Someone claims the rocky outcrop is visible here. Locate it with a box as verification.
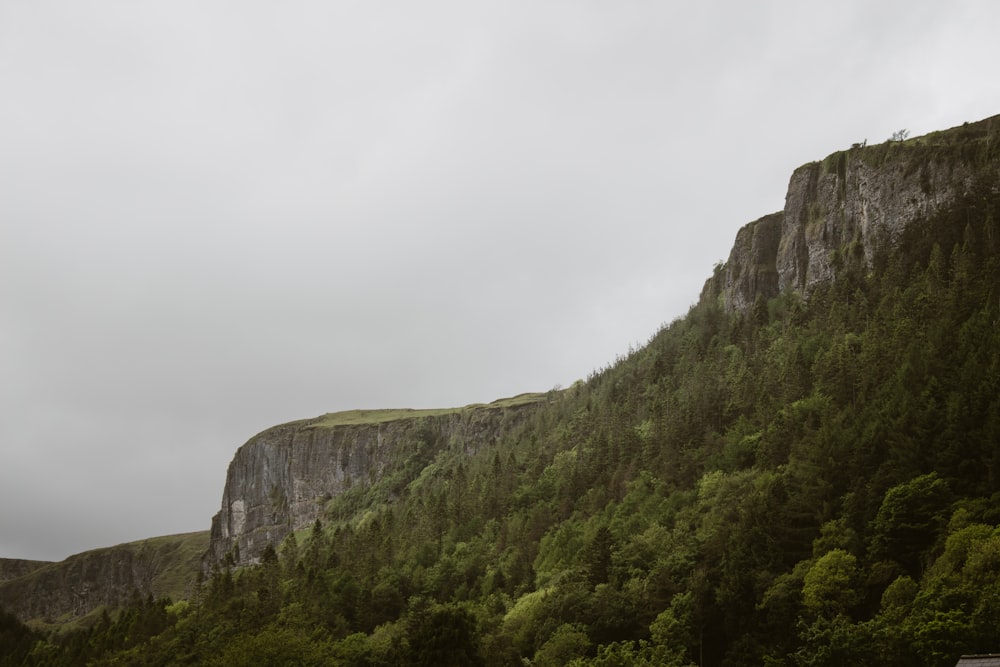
[0,532,208,626]
[207,396,547,568]
[711,115,1000,311]
[714,212,784,312]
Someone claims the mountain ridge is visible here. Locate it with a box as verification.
[2,114,997,645]
[205,392,551,569]
[704,115,1000,312]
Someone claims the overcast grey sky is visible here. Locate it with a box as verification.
[2,1,998,562]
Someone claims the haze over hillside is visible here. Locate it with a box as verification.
[4,1,1000,563]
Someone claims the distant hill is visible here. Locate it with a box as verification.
[0,531,207,630]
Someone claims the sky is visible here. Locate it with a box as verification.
[2,0,999,563]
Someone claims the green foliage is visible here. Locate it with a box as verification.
[205,626,334,666]
[18,116,1000,666]
[405,599,483,666]
[802,550,861,617]
[534,623,591,666]
[870,473,951,575]
[0,607,41,667]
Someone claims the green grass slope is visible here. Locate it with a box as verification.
[306,392,549,428]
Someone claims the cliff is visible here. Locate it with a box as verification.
[192,113,1000,580]
[706,115,1000,311]
[0,531,208,628]
[206,393,549,568]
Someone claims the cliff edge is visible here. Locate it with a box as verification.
[206,394,549,568]
[705,115,1000,311]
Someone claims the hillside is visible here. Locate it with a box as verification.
[206,393,550,569]
[2,114,998,666]
[0,532,207,631]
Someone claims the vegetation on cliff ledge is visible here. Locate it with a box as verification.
[306,393,549,429]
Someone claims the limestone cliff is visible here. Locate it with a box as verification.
[0,532,208,627]
[207,395,547,568]
[708,115,1000,311]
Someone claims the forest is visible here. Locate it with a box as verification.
[2,148,1000,666]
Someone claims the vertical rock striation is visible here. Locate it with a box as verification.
[710,115,1000,311]
[0,532,208,626]
[206,398,547,568]
[716,211,784,312]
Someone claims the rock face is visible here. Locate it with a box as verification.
[713,212,784,312]
[207,397,547,568]
[0,532,208,626]
[710,115,1000,311]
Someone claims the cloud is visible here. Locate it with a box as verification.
[2,0,999,561]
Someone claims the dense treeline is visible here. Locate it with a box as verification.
[4,174,999,665]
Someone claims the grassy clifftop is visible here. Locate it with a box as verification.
[305,392,549,428]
